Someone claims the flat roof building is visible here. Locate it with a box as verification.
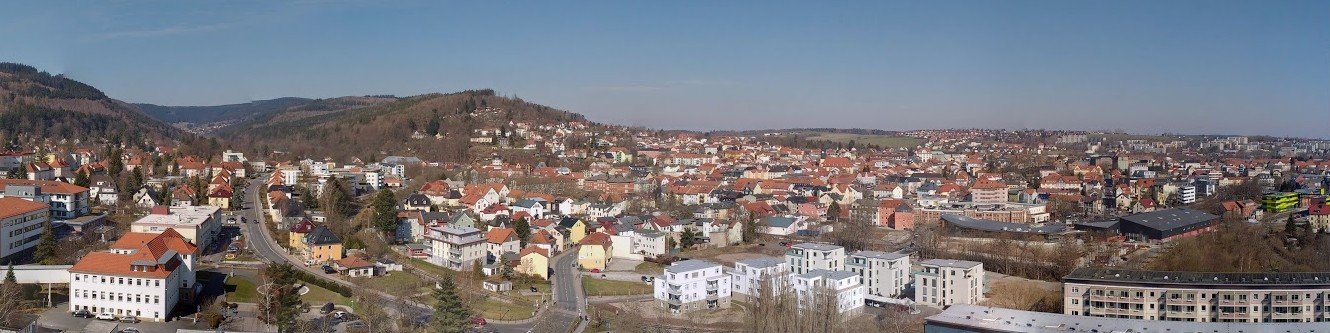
[1063,268,1330,322]
[1117,208,1218,241]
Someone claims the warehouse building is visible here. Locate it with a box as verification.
[1117,208,1218,241]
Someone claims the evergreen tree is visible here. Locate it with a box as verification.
[431,276,472,333]
[259,263,302,332]
[34,221,56,264]
[826,201,842,221]
[680,229,696,250]
[300,186,318,210]
[3,265,14,284]
[371,189,397,236]
[425,116,441,136]
[514,217,531,247]
[73,170,90,188]
[320,175,352,218]
[742,212,759,244]
[107,149,123,177]
[231,185,244,210]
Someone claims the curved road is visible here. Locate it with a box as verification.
[240,176,586,333]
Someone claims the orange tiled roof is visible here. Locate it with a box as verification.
[0,197,46,219]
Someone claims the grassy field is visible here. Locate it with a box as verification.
[475,298,537,320]
[224,276,260,303]
[582,277,652,296]
[361,271,428,294]
[804,133,925,148]
[633,261,664,275]
[302,283,354,307]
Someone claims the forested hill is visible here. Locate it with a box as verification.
[224,89,587,163]
[135,97,314,124]
[0,62,184,144]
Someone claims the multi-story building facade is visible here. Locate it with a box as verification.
[1064,268,1330,322]
[0,179,90,220]
[728,257,788,299]
[69,229,197,322]
[425,226,486,271]
[654,260,732,313]
[130,205,222,251]
[786,243,846,274]
[847,250,910,304]
[917,201,1049,224]
[0,197,48,261]
[915,259,985,307]
[791,269,865,315]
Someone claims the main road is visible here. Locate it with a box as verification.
[238,175,585,333]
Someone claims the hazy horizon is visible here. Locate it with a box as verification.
[3,1,1327,138]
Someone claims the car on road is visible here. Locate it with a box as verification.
[72,309,93,318]
[227,218,237,225]
[322,265,337,274]
[471,315,486,326]
[346,320,366,328]
[95,312,116,321]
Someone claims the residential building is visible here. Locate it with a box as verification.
[1063,268,1330,322]
[969,179,1008,203]
[915,259,985,307]
[847,250,910,304]
[425,226,485,271]
[0,179,90,219]
[631,229,668,258]
[577,232,613,272]
[785,243,846,274]
[69,229,197,322]
[791,269,865,315]
[484,227,520,260]
[129,205,222,251]
[303,226,344,262]
[728,257,787,299]
[516,245,549,280]
[0,197,49,261]
[926,304,1329,333]
[654,260,732,313]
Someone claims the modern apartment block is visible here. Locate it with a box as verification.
[425,226,486,271]
[1064,268,1330,323]
[130,205,222,251]
[915,259,985,307]
[654,259,732,313]
[791,269,865,315]
[847,250,910,304]
[0,179,90,220]
[785,243,846,274]
[0,197,49,261]
[728,257,788,299]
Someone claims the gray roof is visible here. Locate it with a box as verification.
[791,242,843,252]
[928,304,1325,333]
[664,259,722,274]
[1064,268,1330,288]
[941,214,1066,235]
[796,269,858,281]
[921,259,982,269]
[1119,208,1218,232]
[760,216,798,228]
[734,257,785,269]
[849,250,908,261]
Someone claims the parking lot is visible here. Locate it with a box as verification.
[38,305,219,333]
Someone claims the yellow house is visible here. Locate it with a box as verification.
[288,219,317,249]
[577,232,612,271]
[565,218,589,244]
[303,225,344,262]
[517,245,550,280]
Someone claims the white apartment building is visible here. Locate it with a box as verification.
[279,166,301,186]
[130,205,222,251]
[786,243,846,274]
[631,230,668,258]
[69,229,197,322]
[728,257,787,299]
[0,197,49,261]
[915,259,985,307]
[0,180,90,220]
[1178,185,1197,204]
[425,226,486,271]
[847,250,910,304]
[792,269,866,315]
[1064,268,1330,322]
[654,259,732,313]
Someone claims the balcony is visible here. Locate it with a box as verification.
[1165,298,1197,305]
[667,284,682,293]
[1218,312,1248,319]
[1218,299,1250,306]
[706,290,720,299]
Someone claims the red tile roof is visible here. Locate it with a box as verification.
[0,197,46,219]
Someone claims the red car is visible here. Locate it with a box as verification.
[471,315,487,326]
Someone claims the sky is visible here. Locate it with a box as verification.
[2,1,1328,138]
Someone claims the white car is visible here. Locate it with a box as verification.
[95,312,116,321]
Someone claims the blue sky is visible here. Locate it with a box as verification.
[2,1,1327,137]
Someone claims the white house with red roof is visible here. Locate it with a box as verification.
[69,228,197,322]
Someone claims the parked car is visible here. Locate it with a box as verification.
[471,315,486,326]
[332,311,348,320]
[96,312,116,321]
[118,316,140,323]
[119,328,140,333]
[323,265,337,274]
[72,309,93,318]
[320,302,335,314]
[346,320,366,329]
[530,286,538,292]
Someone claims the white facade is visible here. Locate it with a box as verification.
[631,230,668,258]
[426,226,486,271]
[785,243,846,274]
[915,259,985,307]
[791,269,865,315]
[654,260,732,313]
[728,258,788,298]
[847,250,910,304]
[0,198,48,260]
[70,270,182,322]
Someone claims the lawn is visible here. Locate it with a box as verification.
[475,298,537,320]
[225,276,260,303]
[805,133,925,149]
[361,271,428,294]
[408,258,456,279]
[301,283,354,307]
[633,262,664,275]
[582,277,652,296]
